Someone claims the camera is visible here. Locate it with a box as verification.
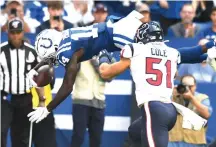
[176,84,189,94]
[53,16,61,21]
[10,8,17,17]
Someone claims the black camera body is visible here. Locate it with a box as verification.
[176,84,189,94]
[10,8,17,17]
[53,15,62,21]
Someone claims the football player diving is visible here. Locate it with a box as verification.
[27,11,216,123]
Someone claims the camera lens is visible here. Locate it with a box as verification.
[10,8,17,16]
[176,84,187,94]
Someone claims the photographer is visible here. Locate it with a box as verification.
[168,75,213,147]
[1,0,31,32]
[36,1,73,34]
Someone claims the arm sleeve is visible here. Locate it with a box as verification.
[201,98,213,116]
[178,45,204,64]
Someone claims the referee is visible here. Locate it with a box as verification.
[0,18,56,147]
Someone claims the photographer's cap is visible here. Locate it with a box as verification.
[181,76,195,86]
[7,0,23,6]
[8,18,23,32]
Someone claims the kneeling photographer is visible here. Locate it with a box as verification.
[168,75,213,147]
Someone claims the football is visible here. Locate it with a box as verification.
[33,65,54,87]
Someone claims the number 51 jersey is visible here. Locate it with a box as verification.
[121,42,181,106]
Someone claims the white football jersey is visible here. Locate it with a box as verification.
[121,42,181,106]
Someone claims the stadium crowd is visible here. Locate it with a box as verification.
[1,0,216,147]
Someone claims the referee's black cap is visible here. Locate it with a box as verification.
[8,18,24,32]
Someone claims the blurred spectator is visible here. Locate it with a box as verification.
[92,3,108,23]
[71,60,108,147]
[64,0,94,27]
[36,1,73,34]
[167,3,201,38]
[23,1,48,33]
[178,39,216,83]
[1,0,31,32]
[70,10,115,147]
[168,75,212,147]
[199,7,216,40]
[136,2,151,23]
[0,18,55,147]
[158,1,190,35]
[96,1,137,17]
[193,0,214,22]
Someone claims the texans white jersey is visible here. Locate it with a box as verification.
[121,42,181,106]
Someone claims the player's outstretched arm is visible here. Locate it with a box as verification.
[178,40,215,64]
[46,54,79,112]
[28,49,84,123]
[99,58,130,80]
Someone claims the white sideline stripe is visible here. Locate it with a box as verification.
[52,78,132,95]
[54,114,130,132]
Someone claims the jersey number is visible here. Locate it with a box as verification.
[146,57,172,88]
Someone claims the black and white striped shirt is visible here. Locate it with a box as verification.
[0,41,39,95]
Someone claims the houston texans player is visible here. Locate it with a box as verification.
[98,21,179,147]
[98,21,208,147]
[27,11,216,124]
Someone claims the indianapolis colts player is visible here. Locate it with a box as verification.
[98,21,179,147]
[27,10,216,123]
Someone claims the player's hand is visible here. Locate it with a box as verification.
[27,107,50,123]
[98,49,113,65]
[27,69,38,88]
